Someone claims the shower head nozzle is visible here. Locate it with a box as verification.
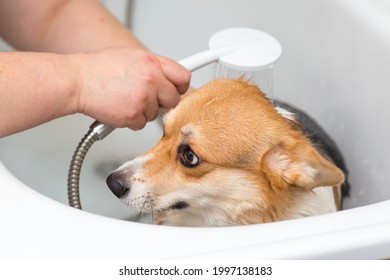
[179,27,282,72]
[208,27,282,72]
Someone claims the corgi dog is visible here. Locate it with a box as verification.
[106,79,349,226]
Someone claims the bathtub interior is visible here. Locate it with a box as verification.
[1,0,390,221]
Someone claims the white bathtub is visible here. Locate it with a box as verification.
[1,0,390,259]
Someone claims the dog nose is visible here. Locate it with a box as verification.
[106,173,129,198]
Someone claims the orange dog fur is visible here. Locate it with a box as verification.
[107,79,345,226]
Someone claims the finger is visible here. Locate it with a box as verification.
[144,98,160,122]
[157,56,191,94]
[127,113,147,131]
[156,80,181,109]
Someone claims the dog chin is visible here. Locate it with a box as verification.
[156,208,226,227]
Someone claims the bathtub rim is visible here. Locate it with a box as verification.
[1,161,390,259]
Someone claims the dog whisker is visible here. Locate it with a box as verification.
[203,205,212,227]
[140,197,148,222]
[131,199,145,223]
[128,211,139,223]
[161,210,169,224]
[151,203,155,224]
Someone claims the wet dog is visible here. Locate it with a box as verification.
[106,79,349,226]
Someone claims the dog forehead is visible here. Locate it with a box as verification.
[162,109,177,127]
[162,79,286,152]
[181,124,195,136]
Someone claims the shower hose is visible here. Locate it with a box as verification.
[67,122,114,209]
[67,0,134,209]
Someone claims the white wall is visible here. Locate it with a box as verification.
[0,38,13,51]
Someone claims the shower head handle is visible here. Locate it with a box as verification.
[178,42,251,72]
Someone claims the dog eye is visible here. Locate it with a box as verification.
[180,146,200,168]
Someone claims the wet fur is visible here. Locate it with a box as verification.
[107,79,347,226]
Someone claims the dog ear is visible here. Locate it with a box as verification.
[262,140,345,190]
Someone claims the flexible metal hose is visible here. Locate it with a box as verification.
[68,0,134,209]
[67,122,115,209]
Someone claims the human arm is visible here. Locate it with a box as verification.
[0,0,144,52]
[0,48,190,137]
[0,0,191,137]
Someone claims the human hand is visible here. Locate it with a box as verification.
[70,47,191,130]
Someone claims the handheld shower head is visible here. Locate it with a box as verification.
[180,27,282,95]
[67,28,282,209]
[179,27,282,72]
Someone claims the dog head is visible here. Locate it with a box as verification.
[106,79,344,226]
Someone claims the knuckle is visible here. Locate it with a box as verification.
[115,119,128,128]
[146,109,159,122]
[136,90,150,105]
[129,120,146,131]
[141,73,157,88]
[141,52,160,67]
[127,108,140,120]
